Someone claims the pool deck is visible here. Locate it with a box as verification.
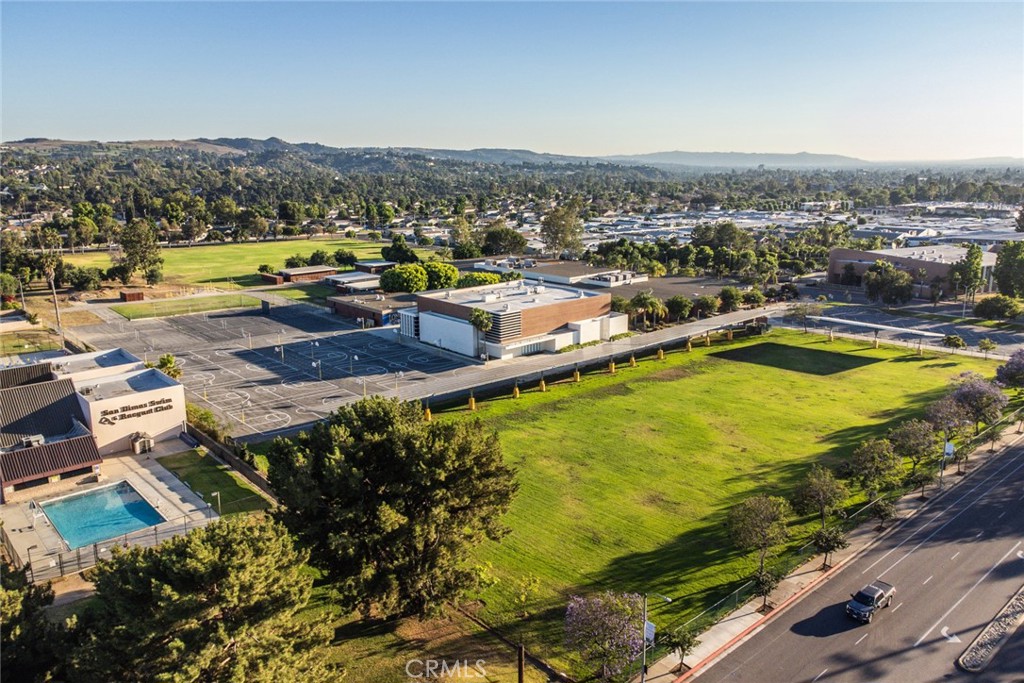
[1,439,212,577]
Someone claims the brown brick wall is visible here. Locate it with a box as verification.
[520,296,610,338]
[416,296,473,322]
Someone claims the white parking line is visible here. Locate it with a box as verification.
[855,633,868,645]
[892,602,903,613]
[923,575,933,585]
[915,541,1022,647]
[997,511,1006,519]
[812,669,829,682]
[951,551,960,560]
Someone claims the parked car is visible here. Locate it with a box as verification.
[846,580,895,623]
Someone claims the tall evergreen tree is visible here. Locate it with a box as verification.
[268,397,518,618]
[68,516,333,683]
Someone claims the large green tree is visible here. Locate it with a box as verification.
[68,516,332,683]
[380,234,420,264]
[1,560,66,682]
[794,464,848,529]
[421,260,459,290]
[116,218,163,282]
[993,241,1024,298]
[850,438,902,497]
[481,221,527,255]
[540,203,584,257]
[727,494,791,574]
[379,263,429,293]
[267,397,518,618]
[863,260,913,305]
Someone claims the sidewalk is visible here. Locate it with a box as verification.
[634,425,1024,683]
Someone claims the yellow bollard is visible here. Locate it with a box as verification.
[657,348,665,360]
[539,379,547,392]
[686,340,692,352]
[726,329,733,341]
[513,385,520,399]
[874,338,880,349]
[573,370,580,383]
[468,396,476,411]
[424,407,432,422]
[705,333,711,347]
[629,355,636,368]
[609,360,616,374]
[829,329,835,342]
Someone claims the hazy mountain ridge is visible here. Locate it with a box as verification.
[5,137,1021,170]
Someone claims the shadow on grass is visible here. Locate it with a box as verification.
[711,343,884,376]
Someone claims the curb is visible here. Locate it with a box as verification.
[957,583,1024,673]
[671,559,844,683]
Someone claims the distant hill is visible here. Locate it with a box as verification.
[5,137,1021,170]
[602,150,868,169]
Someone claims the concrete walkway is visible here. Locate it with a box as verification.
[634,425,1024,683]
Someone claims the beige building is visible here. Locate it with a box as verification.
[76,368,186,456]
[827,245,997,296]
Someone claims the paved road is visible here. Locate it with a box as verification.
[788,302,1024,357]
[696,439,1024,683]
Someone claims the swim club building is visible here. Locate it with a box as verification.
[0,349,187,499]
[398,280,627,360]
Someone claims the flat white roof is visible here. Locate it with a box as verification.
[50,348,141,376]
[419,280,602,313]
[868,245,998,266]
[77,368,181,402]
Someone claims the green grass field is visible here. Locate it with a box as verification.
[272,284,336,307]
[111,294,261,319]
[63,239,432,289]
[157,449,270,515]
[439,329,998,673]
[0,329,60,356]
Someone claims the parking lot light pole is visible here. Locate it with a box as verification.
[211,491,221,516]
[274,345,284,362]
[309,340,319,359]
[641,593,672,683]
[312,360,322,381]
[351,354,358,374]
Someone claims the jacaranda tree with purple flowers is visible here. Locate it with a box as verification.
[565,591,643,679]
[996,349,1024,392]
[950,372,1009,434]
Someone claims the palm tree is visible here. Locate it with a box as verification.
[468,308,493,359]
[629,290,667,329]
[155,353,183,379]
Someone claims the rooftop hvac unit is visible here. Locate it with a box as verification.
[21,434,44,449]
[80,386,95,395]
[131,432,155,455]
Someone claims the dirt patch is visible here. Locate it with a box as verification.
[644,360,715,383]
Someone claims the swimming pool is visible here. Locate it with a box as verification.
[40,481,165,550]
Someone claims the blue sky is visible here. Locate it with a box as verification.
[3,2,1022,160]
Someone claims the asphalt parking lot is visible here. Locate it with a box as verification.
[72,303,470,438]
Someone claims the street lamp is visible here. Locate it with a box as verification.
[211,491,221,516]
[25,545,38,583]
[395,371,404,392]
[641,592,673,683]
[312,360,322,381]
[274,345,284,362]
[309,340,319,358]
[350,354,358,374]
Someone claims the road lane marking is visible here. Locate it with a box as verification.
[915,540,1022,647]
[862,452,1024,577]
[941,626,962,644]
[855,633,868,645]
[812,669,829,682]
[923,575,933,585]
[997,511,1006,519]
[892,602,903,613]
[951,551,961,560]
[976,531,984,538]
